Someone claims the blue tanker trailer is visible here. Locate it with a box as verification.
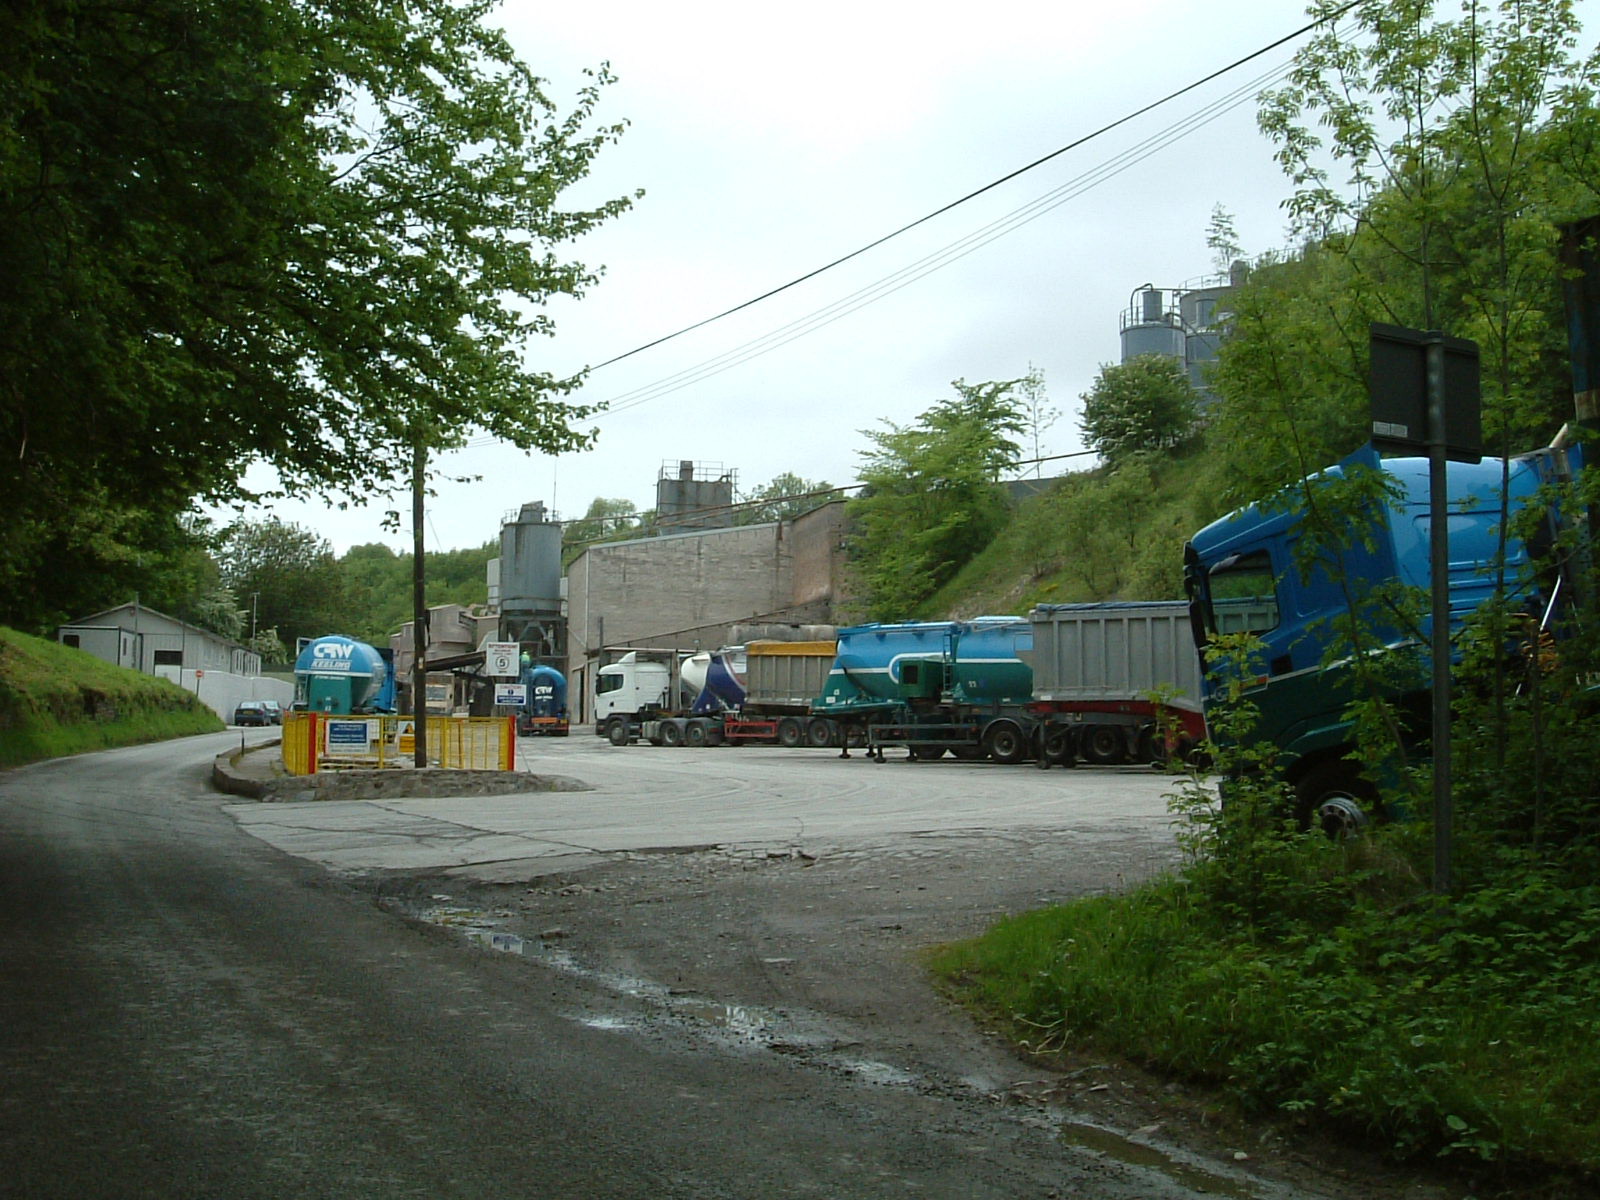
[293,636,397,715]
[814,617,1038,762]
[516,662,570,737]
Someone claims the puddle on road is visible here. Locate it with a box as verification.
[1060,1121,1262,1199]
[405,897,1271,1199]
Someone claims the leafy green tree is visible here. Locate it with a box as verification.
[216,519,347,652]
[1078,355,1198,466]
[1206,204,1245,275]
[1250,0,1586,463]
[182,584,246,642]
[0,0,636,628]
[1017,366,1059,478]
[736,474,839,524]
[562,498,640,565]
[848,378,1026,620]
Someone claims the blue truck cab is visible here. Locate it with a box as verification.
[1183,441,1583,827]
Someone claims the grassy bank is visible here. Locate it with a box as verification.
[927,808,1600,1193]
[0,627,223,768]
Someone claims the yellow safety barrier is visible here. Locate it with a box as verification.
[279,713,515,775]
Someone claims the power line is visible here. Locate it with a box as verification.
[582,2,1358,374]
[457,46,1309,454]
[593,53,1300,419]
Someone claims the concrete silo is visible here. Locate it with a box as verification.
[499,500,565,664]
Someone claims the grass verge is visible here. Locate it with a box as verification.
[0,626,223,768]
[926,842,1600,1193]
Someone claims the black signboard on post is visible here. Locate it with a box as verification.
[1369,322,1483,463]
[1368,322,1483,895]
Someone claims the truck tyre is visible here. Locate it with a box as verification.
[658,721,685,747]
[684,720,708,747]
[950,745,987,761]
[982,722,1027,765]
[777,717,805,749]
[807,719,834,748]
[1294,761,1378,837]
[1081,725,1126,765]
[605,718,630,747]
[1040,727,1076,766]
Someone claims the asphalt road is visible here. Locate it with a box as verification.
[0,732,1396,1199]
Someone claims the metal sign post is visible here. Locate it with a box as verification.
[1371,323,1481,894]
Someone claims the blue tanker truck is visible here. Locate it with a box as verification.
[293,635,397,715]
[515,661,570,737]
[1183,438,1588,831]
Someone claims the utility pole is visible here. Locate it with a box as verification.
[412,437,429,768]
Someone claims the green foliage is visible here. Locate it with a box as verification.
[0,0,635,630]
[847,379,1026,620]
[735,473,839,524]
[1016,365,1058,475]
[0,627,222,768]
[922,449,1231,617]
[1078,355,1198,466]
[216,519,347,653]
[1218,0,1590,506]
[934,618,1600,1178]
[561,497,642,567]
[336,539,494,647]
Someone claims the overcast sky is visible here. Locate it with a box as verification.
[243,1,1349,554]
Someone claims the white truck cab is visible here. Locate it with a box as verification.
[593,652,674,729]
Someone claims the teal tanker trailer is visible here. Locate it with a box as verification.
[814,618,1038,762]
[292,635,396,715]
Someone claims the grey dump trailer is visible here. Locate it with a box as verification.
[1025,601,1207,765]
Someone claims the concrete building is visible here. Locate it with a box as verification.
[56,602,285,721]
[389,603,499,714]
[564,500,850,725]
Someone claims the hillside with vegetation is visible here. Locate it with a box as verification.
[0,629,222,769]
[910,6,1600,1192]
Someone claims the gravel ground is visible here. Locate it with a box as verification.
[367,823,1478,1200]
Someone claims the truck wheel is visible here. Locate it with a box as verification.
[659,721,685,747]
[982,722,1027,765]
[1040,727,1076,765]
[605,718,630,747]
[1294,761,1378,837]
[777,718,804,749]
[1081,725,1126,765]
[684,721,708,747]
[950,745,987,761]
[844,725,866,748]
[806,719,834,748]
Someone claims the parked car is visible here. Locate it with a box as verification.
[232,701,274,727]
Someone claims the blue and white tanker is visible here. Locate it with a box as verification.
[293,636,396,715]
[516,661,570,736]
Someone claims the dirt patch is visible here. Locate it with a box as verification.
[368,830,1531,1199]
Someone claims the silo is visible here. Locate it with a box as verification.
[499,501,565,662]
[1119,287,1185,362]
[656,460,736,530]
